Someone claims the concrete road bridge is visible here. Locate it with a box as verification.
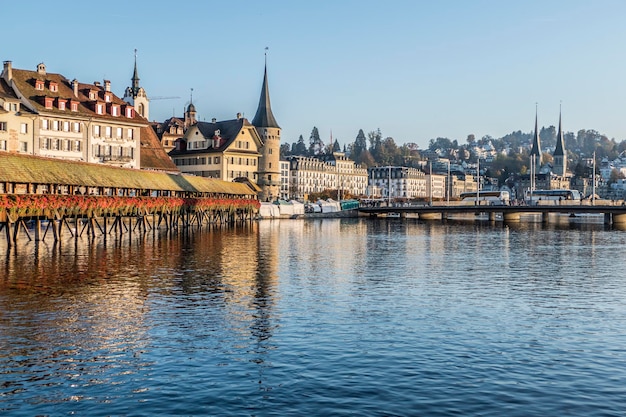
[358,203,626,225]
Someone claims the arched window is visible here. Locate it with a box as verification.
[138,103,145,117]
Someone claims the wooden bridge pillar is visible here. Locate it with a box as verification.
[489,212,496,222]
[542,212,549,224]
[34,219,42,241]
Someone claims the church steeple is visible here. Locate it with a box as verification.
[131,48,140,96]
[123,49,149,119]
[252,50,280,129]
[553,103,567,176]
[530,104,542,167]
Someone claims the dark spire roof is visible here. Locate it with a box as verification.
[251,63,280,129]
[131,49,140,96]
[530,105,542,163]
[554,106,565,157]
[186,88,195,113]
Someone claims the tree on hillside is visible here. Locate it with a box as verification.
[368,129,383,162]
[291,135,307,155]
[353,129,367,156]
[280,143,291,158]
[308,127,324,156]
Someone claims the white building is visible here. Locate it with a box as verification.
[288,153,368,200]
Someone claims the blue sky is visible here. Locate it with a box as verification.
[3,0,626,149]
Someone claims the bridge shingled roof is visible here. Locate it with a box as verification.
[0,153,255,196]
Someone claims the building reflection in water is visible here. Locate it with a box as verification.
[0,223,282,402]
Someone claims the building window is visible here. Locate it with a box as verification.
[116,127,123,138]
[73,122,80,133]
[0,121,6,131]
[0,140,6,150]
[74,140,81,151]
[63,121,70,132]
[125,107,134,118]
[20,123,28,134]
[49,82,58,92]
[96,104,104,114]
[35,80,44,90]
[89,91,96,100]
[127,129,133,140]
[44,97,54,109]
[93,125,101,136]
[214,156,220,164]
[105,126,112,137]
[104,93,111,103]
[20,142,28,152]
[58,101,66,110]
[111,105,119,116]
[71,102,79,112]
[52,120,59,131]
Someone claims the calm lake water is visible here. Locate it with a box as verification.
[1,218,626,416]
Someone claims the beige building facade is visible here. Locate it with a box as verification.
[289,154,368,200]
[1,61,146,168]
[169,116,263,181]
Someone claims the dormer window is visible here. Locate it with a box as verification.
[125,106,135,118]
[49,81,58,92]
[57,98,67,110]
[110,104,120,117]
[96,103,104,115]
[70,100,79,112]
[44,97,54,109]
[88,90,97,100]
[35,80,44,90]
[104,93,111,103]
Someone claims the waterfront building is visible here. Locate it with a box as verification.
[288,154,368,201]
[427,173,447,200]
[368,166,427,200]
[319,152,368,198]
[450,174,478,197]
[279,160,290,200]
[1,61,147,169]
[169,114,263,181]
[167,61,282,201]
[0,77,23,153]
[252,61,281,202]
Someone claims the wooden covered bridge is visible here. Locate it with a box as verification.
[0,153,260,245]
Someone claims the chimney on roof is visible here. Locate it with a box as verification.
[36,63,46,75]
[72,79,78,97]
[104,80,111,92]
[212,118,216,123]
[3,61,12,81]
[93,81,101,87]
[236,112,242,120]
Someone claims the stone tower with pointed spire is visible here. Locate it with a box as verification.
[553,106,567,176]
[530,106,542,171]
[123,50,150,119]
[252,54,281,201]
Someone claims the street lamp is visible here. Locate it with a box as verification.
[447,160,451,206]
[592,150,596,206]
